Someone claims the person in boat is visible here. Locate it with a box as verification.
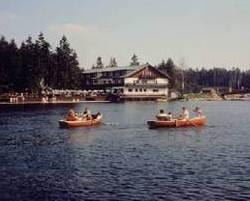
[156,109,172,121]
[193,107,203,117]
[167,112,173,120]
[179,107,190,120]
[66,109,80,121]
[82,107,92,120]
[92,112,101,119]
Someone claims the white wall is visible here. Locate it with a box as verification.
[123,87,168,96]
[156,78,168,84]
[124,77,169,85]
[124,77,138,84]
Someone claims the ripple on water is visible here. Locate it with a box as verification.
[0,102,250,200]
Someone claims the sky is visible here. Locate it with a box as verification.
[0,0,250,69]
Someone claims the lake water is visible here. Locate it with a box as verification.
[0,101,250,201]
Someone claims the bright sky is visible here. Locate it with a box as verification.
[1,0,250,69]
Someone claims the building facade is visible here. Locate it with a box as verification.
[82,64,171,99]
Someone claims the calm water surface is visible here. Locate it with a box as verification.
[0,101,250,201]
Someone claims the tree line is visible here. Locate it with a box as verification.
[91,54,139,69]
[157,58,250,92]
[0,33,82,93]
[1,33,250,93]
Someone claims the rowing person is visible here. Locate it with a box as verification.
[66,109,80,121]
[193,107,203,117]
[82,107,92,120]
[179,107,189,120]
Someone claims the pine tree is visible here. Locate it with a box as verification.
[130,54,140,66]
[108,57,118,67]
[35,32,52,89]
[55,35,81,89]
[96,56,104,68]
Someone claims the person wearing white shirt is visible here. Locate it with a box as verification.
[180,107,189,120]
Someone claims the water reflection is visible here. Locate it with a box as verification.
[67,128,97,144]
[0,101,250,200]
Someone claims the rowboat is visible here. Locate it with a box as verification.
[59,114,102,128]
[147,116,207,129]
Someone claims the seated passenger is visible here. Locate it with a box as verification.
[156,109,169,121]
[92,112,101,119]
[179,107,190,120]
[193,107,203,117]
[167,112,173,120]
[66,109,79,121]
[82,107,92,120]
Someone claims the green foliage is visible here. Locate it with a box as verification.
[184,67,247,92]
[108,57,118,67]
[0,34,83,93]
[130,54,140,66]
[92,56,104,69]
[158,58,176,87]
[157,58,250,92]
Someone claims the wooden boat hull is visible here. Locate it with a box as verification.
[147,116,207,129]
[59,115,102,128]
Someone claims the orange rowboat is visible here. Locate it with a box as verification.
[147,116,207,129]
[59,114,102,128]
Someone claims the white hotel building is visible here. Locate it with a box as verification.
[82,64,171,100]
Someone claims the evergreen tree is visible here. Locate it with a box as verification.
[19,36,41,92]
[108,57,118,67]
[130,54,140,66]
[55,35,81,89]
[6,39,20,91]
[95,56,104,68]
[158,60,166,70]
[158,58,176,87]
[166,58,175,77]
[0,36,10,91]
[35,32,52,89]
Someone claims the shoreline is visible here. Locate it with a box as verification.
[0,100,111,105]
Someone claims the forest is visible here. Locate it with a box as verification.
[1,34,250,93]
[0,33,82,93]
[157,58,250,92]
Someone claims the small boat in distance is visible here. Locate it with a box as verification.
[147,116,207,129]
[59,114,103,128]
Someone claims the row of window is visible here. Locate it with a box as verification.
[128,88,159,92]
[92,80,122,84]
[133,80,157,84]
[86,70,126,78]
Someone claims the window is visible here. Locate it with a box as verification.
[128,88,133,92]
[104,81,106,84]
[135,89,138,92]
[144,89,147,92]
[140,88,143,92]
[153,89,159,92]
